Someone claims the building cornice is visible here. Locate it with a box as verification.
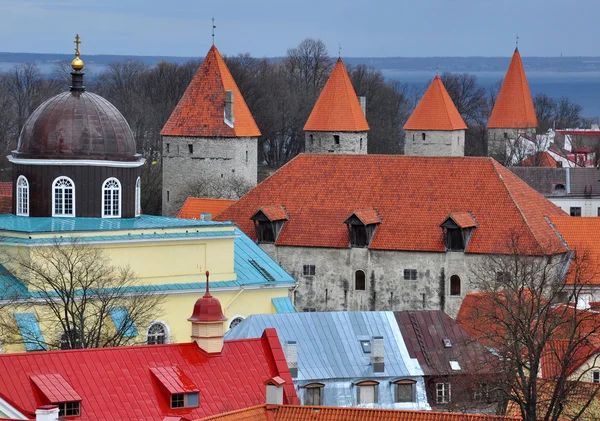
[7,155,146,168]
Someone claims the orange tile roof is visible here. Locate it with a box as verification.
[446,212,477,228]
[255,205,288,221]
[549,216,600,284]
[162,45,261,138]
[403,75,467,131]
[177,198,236,220]
[349,208,381,225]
[303,59,369,132]
[487,49,538,129]
[520,151,559,168]
[199,405,519,421]
[217,155,566,255]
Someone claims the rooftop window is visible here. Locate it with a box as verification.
[58,401,80,417]
[251,206,288,244]
[440,213,477,252]
[360,340,371,354]
[171,392,199,409]
[344,209,381,248]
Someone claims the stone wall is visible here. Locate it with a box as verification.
[487,127,536,161]
[404,130,465,157]
[260,244,484,318]
[162,136,257,216]
[305,131,367,154]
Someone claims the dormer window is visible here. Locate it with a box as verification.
[30,374,81,417]
[251,205,288,244]
[440,212,477,252]
[150,366,199,409]
[58,401,81,417]
[344,209,381,248]
[171,392,199,409]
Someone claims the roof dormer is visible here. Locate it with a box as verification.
[250,205,288,244]
[344,209,381,248]
[30,374,81,417]
[440,212,477,252]
[150,366,199,409]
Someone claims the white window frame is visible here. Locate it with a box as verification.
[102,177,121,218]
[436,382,451,404]
[146,321,170,345]
[135,177,141,217]
[16,175,29,216]
[52,176,75,217]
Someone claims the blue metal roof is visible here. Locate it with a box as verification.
[225,311,423,381]
[0,214,232,233]
[14,313,46,351]
[109,307,138,337]
[272,297,296,313]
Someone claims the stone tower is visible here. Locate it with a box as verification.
[304,58,369,154]
[161,45,260,216]
[403,75,467,156]
[487,47,538,161]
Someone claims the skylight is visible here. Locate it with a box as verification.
[360,340,371,353]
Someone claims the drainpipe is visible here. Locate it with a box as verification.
[225,288,244,316]
[566,167,571,194]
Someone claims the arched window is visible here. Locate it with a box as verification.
[355,270,366,291]
[147,322,169,345]
[229,316,244,330]
[52,176,75,217]
[304,383,324,406]
[102,177,121,218]
[16,176,29,216]
[394,379,416,403]
[135,177,141,217]
[450,275,461,296]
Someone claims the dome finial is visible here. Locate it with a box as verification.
[71,34,84,71]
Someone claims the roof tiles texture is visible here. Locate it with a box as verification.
[217,155,566,255]
[403,76,467,131]
[303,59,369,132]
[161,45,260,138]
[447,212,477,229]
[177,198,236,220]
[257,205,288,221]
[351,208,381,225]
[0,330,298,421]
[520,151,559,168]
[487,49,538,129]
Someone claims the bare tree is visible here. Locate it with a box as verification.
[461,233,600,421]
[0,239,164,350]
[172,175,253,214]
[534,93,557,133]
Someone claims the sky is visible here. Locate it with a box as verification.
[0,0,599,58]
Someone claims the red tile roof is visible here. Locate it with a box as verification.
[0,182,11,196]
[487,49,538,129]
[520,151,559,168]
[217,155,566,255]
[161,45,261,138]
[403,76,467,131]
[348,209,380,225]
[0,329,298,421]
[0,196,11,214]
[177,198,236,220]
[254,205,288,221]
[303,59,369,132]
[445,212,477,229]
[199,405,519,421]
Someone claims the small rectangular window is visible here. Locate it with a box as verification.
[333,135,340,145]
[570,207,582,217]
[403,269,417,280]
[304,384,323,405]
[597,207,600,217]
[422,132,426,141]
[436,383,451,404]
[167,191,170,202]
[593,370,600,383]
[188,144,193,154]
[358,384,377,404]
[395,381,416,403]
[360,340,371,353]
[166,143,170,153]
[58,401,80,417]
[171,392,199,408]
[303,265,316,276]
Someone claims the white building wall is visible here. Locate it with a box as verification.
[549,197,600,217]
[404,130,465,157]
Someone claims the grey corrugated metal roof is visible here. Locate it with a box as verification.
[225,311,422,382]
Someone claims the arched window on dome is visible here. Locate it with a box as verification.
[147,321,169,345]
[16,176,29,216]
[135,177,141,217]
[102,178,121,218]
[52,176,75,217]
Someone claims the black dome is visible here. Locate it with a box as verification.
[14,91,139,161]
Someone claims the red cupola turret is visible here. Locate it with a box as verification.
[189,271,227,353]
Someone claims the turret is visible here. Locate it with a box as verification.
[188,271,227,353]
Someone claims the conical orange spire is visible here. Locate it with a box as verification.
[487,49,537,129]
[403,75,467,131]
[161,45,261,137]
[304,58,369,132]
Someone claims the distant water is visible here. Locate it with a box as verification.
[383,70,600,118]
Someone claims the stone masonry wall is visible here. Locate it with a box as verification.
[260,244,484,318]
[487,127,536,161]
[305,131,367,154]
[162,136,257,216]
[404,130,465,157]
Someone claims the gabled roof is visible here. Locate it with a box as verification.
[345,209,381,225]
[161,45,260,138]
[217,155,567,255]
[487,49,538,129]
[251,205,288,222]
[442,212,477,229]
[303,58,369,132]
[520,151,559,168]
[395,310,497,377]
[0,329,298,421]
[177,198,236,220]
[403,76,467,131]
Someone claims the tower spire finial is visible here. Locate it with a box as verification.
[71,34,84,71]
[436,62,439,75]
[338,43,342,59]
[204,270,211,297]
[515,34,519,51]
[212,17,216,46]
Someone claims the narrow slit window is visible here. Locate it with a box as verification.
[355,270,366,291]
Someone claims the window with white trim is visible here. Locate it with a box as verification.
[135,177,141,217]
[16,176,29,216]
[52,177,75,217]
[229,317,244,330]
[102,178,121,218]
[147,322,168,345]
[436,382,451,403]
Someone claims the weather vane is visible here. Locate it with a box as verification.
[212,17,216,45]
[74,34,82,58]
[338,43,342,58]
[436,62,439,75]
[516,34,519,49]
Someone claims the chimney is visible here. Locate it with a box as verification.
[358,96,366,116]
[284,341,298,378]
[224,90,234,124]
[371,336,384,373]
[36,405,59,421]
[264,376,285,405]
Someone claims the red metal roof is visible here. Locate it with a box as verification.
[0,329,298,421]
[30,374,82,403]
[217,155,566,255]
[177,198,236,220]
[403,76,467,131]
[150,367,200,394]
[303,58,369,132]
[487,49,537,129]
[161,45,261,138]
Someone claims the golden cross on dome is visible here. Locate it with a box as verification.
[74,34,82,57]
